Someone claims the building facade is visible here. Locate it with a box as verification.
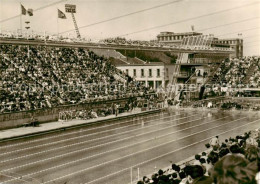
[116,63,176,89]
[157,31,243,58]
[212,38,243,58]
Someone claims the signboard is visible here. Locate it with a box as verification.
[65,4,76,13]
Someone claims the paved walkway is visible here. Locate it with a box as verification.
[0,108,160,141]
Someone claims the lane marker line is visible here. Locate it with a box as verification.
[85,118,260,184]
[2,115,229,170]
[0,111,185,151]
[0,172,32,183]
[40,116,249,184]
[0,111,171,149]
[1,113,208,164]
[0,112,200,156]
[2,116,249,184]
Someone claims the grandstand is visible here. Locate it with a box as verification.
[0,1,259,184]
[0,44,155,113]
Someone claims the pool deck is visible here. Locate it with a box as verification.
[0,108,161,142]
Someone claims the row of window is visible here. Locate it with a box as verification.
[125,68,162,77]
[158,35,190,41]
[215,40,242,45]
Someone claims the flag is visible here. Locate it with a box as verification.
[21,4,26,15]
[27,9,33,16]
[191,25,195,32]
[58,9,66,19]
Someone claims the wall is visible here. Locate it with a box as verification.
[117,65,166,88]
[0,98,130,130]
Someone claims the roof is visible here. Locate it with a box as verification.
[157,32,202,37]
[109,58,129,65]
[126,57,145,64]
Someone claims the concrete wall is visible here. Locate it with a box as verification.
[0,98,130,130]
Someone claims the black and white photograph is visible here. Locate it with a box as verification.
[0,0,259,183]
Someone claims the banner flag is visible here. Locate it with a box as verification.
[27,9,33,16]
[21,4,26,15]
[58,9,66,19]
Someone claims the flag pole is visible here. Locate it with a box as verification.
[20,2,22,35]
[57,9,59,38]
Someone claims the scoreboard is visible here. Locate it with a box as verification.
[65,4,76,13]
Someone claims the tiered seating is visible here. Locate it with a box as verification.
[203,57,260,98]
[0,45,150,113]
[206,61,228,85]
[246,58,260,88]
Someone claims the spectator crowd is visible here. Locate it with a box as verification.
[207,56,260,90]
[137,128,260,184]
[0,45,151,113]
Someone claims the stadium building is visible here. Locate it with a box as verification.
[157,31,243,58]
[212,38,243,58]
[157,31,203,45]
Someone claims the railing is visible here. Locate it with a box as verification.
[188,58,209,64]
[172,72,190,77]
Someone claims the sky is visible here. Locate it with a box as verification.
[0,0,259,56]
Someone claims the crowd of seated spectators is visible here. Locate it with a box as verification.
[0,45,151,113]
[248,58,260,88]
[137,128,260,184]
[210,56,260,88]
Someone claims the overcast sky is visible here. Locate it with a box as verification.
[0,0,259,56]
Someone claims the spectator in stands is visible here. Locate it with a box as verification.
[140,129,260,184]
[137,181,144,184]
[245,145,260,162]
[171,172,181,184]
[0,45,152,114]
[193,154,201,165]
[179,171,188,184]
[185,165,213,184]
[212,154,258,184]
[209,136,220,150]
[142,176,150,184]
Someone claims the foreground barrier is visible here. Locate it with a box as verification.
[0,97,130,130]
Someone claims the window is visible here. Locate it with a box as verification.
[133,69,136,77]
[149,69,152,77]
[141,69,144,77]
[126,69,129,75]
[166,68,169,77]
[157,69,160,77]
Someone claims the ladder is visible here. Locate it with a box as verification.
[71,13,81,38]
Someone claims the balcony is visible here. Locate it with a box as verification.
[188,58,209,64]
[173,72,190,78]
